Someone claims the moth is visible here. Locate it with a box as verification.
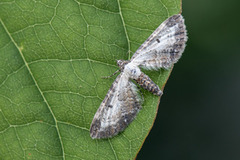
[90,14,187,139]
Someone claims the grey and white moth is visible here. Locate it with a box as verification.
[90,14,188,139]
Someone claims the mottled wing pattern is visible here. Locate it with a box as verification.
[90,73,142,139]
[131,14,187,69]
[90,14,187,139]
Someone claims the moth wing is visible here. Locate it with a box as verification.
[90,72,142,139]
[131,14,187,69]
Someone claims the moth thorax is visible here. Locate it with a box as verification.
[124,63,141,79]
[117,60,130,72]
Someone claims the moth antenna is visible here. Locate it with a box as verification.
[101,70,120,79]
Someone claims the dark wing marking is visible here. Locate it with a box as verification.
[90,73,142,139]
[131,14,187,69]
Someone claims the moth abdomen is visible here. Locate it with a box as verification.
[135,73,162,96]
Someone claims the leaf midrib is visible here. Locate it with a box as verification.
[0,18,66,159]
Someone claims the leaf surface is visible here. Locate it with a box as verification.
[0,0,181,159]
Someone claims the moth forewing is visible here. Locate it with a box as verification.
[90,73,142,139]
[131,14,187,70]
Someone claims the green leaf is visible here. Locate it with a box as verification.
[0,0,181,159]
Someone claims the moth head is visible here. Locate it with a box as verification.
[117,60,130,71]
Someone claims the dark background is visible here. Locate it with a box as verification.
[138,0,240,159]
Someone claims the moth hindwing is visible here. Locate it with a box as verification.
[90,14,187,139]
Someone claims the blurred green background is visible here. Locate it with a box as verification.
[138,0,240,159]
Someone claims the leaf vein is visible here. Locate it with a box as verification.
[108,139,118,160]
[117,0,131,60]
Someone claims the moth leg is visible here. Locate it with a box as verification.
[134,72,163,96]
[135,82,144,102]
[101,69,120,79]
